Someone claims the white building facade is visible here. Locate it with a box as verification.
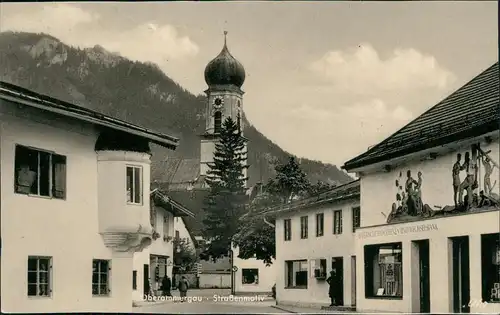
[0,81,179,313]
[233,245,275,294]
[132,190,194,301]
[270,181,360,308]
[343,62,500,314]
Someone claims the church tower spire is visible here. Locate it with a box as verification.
[200,32,247,187]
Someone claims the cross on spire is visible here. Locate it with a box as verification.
[224,30,228,46]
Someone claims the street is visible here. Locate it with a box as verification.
[133,289,287,314]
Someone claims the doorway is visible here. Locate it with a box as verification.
[416,240,430,313]
[332,257,344,306]
[351,256,356,307]
[451,236,470,313]
[143,264,150,296]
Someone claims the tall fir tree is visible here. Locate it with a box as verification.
[201,117,249,261]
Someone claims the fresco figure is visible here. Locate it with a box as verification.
[483,156,494,195]
[405,170,420,216]
[414,171,424,215]
[452,153,464,208]
[458,152,475,208]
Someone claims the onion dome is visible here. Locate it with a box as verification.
[204,31,246,88]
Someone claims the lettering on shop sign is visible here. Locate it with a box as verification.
[358,223,438,239]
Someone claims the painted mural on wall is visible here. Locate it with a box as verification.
[388,143,499,224]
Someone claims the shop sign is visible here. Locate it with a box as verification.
[358,223,438,239]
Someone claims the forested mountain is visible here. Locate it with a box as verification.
[0,31,353,187]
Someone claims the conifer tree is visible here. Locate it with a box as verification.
[201,117,249,261]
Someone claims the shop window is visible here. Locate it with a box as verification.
[242,268,259,285]
[481,233,500,302]
[364,242,403,298]
[300,216,308,239]
[285,260,308,289]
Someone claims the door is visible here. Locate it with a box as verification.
[351,256,356,307]
[418,240,430,313]
[452,237,470,313]
[143,264,150,295]
[332,257,344,306]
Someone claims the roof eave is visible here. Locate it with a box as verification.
[0,82,180,150]
[343,120,499,172]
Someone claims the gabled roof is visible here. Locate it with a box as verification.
[255,179,360,216]
[163,189,212,237]
[152,158,200,184]
[0,81,179,150]
[343,62,499,171]
[151,189,195,218]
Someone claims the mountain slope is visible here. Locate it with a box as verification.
[0,31,353,186]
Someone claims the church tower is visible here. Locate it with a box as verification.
[200,32,247,186]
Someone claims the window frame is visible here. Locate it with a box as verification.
[300,216,308,239]
[92,259,111,297]
[352,206,361,232]
[27,256,52,298]
[333,210,343,235]
[316,213,324,237]
[126,165,143,205]
[285,259,308,289]
[364,242,403,299]
[481,233,500,303]
[214,111,222,133]
[15,145,67,200]
[163,214,170,239]
[132,270,137,290]
[284,219,292,241]
[241,268,259,285]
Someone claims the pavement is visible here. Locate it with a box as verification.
[133,289,284,314]
[271,304,357,314]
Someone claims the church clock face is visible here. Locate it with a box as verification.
[213,97,223,109]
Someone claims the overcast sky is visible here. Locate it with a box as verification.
[0,2,497,166]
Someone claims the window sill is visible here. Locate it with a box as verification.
[242,283,259,286]
[127,202,143,206]
[93,294,111,298]
[28,295,52,299]
[365,296,403,300]
[17,192,65,201]
[285,286,307,290]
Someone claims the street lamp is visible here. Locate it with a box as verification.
[229,249,235,295]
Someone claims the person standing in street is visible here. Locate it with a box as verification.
[161,275,172,297]
[326,270,337,306]
[178,276,189,302]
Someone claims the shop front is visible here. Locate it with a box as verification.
[355,210,500,314]
[150,255,171,295]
